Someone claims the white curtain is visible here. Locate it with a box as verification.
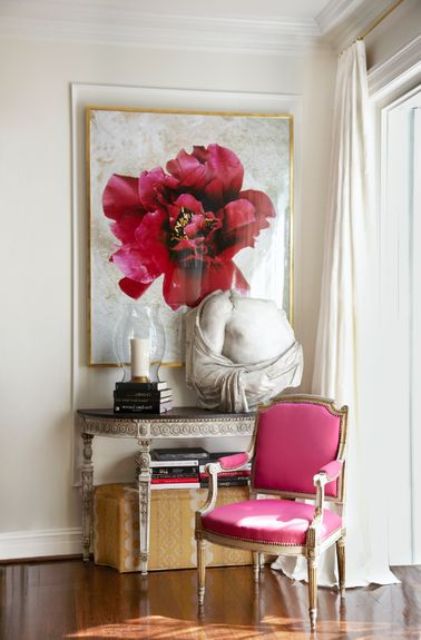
[273,41,398,587]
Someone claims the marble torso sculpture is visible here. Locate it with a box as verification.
[185,290,303,413]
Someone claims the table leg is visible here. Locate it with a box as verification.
[136,441,151,575]
[81,433,94,562]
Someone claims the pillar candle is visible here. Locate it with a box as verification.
[130,337,150,380]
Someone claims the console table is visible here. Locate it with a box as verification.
[77,407,255,574]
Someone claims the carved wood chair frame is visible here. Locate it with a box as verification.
[195,394,348,631]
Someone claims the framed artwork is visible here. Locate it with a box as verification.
[87,106,293,366]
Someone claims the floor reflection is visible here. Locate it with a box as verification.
[2,562,420,640]
[66,613,421,639]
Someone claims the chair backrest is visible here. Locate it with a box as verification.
[252,395,347,502]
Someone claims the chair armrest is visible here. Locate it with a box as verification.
[195,462,221,519]
[195,452,251,520]
[308,460,343,544]
[218,451,250,471]
[318,459,343,482]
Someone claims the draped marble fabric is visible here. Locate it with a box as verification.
[185,290,303,413]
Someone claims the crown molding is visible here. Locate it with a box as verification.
[3,0,399,56]
[316,0,396,52]
[0,1,331,55]
[368,35,421,98]
[316,0,365,34]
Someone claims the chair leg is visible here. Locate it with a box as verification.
[336,535,346,597]
[307,555,318,631]
[253,552,261,582]
[197,538,207,606]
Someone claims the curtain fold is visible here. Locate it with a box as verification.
[273,41,398,587]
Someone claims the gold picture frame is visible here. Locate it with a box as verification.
[86,106,294,366]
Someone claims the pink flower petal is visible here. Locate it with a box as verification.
[134,210,171,275]
[110,211,169,285]
[138,167,177,211]
[218,189,276,260]
[173,193,205,215]
[162,264,202,310]
[162,259,249,310]
[171,236,207,257]
[199,259,249,302]
[166,144,244,209]
[111,247,156,283]
[103,175,143,221]
[166,149,210,191]
[103,146,274,308]
[239,189,276,224]
[223,198,256,230]
[202,144,244,207]
[110,215,141,244]
[118,278,152,299]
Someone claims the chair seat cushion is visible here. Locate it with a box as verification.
[201,499,342,546]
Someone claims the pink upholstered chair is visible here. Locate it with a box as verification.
[195,395,348,631]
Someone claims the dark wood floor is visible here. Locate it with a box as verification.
[0,560,420,639]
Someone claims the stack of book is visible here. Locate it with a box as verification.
[149,448,251,490]
[113,381,173,414]
[199,451,251,488]
[150,448,208,490]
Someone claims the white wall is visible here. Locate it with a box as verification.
[0,35,335,555]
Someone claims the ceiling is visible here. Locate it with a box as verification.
[0,0,399,54]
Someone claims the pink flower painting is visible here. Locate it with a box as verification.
[103,143,276,310]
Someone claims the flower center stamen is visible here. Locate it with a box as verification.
[169,206,194,247]
[204,217,217,231]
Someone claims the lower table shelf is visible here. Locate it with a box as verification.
[94,483,253,572]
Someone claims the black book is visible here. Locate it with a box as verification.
[152,470,199,479]
[115,381,168,392]
[114,400,173,414]
[200,477,249,488]
[114,389,172,401]
[151,447,209,461]
[152,465,199,475]
[114,391,172,405]
[199,470,250,479]
[219,476,250,484]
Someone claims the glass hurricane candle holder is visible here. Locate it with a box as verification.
[113,303,166,382]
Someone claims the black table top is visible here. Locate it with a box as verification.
[77,407,255,420]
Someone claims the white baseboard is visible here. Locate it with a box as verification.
[0,527,82,560]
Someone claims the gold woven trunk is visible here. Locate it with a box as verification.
[94,483,252,572]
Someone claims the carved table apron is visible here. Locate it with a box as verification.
[77,407,255,574]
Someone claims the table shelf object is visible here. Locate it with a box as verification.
[77,407,255,574]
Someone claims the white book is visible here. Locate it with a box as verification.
[151,482,201,490]
[150,459,199,468]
